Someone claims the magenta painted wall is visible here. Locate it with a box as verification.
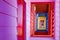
[0,0,17,40]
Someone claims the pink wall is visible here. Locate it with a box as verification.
[25,0,55,40]
[30,0,54,2]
